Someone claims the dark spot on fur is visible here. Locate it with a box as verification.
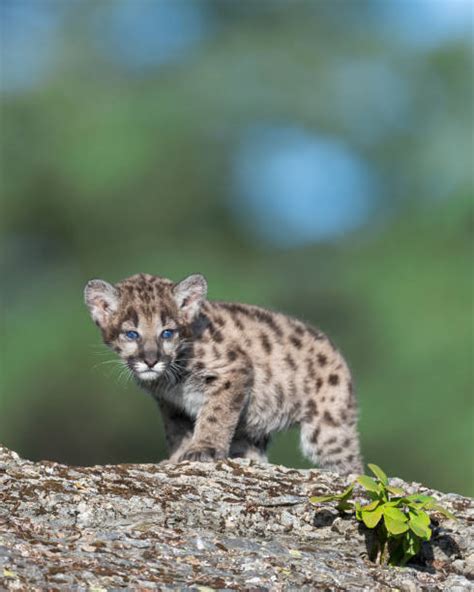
[306,358,316,378]
[342,437,351,448]
[231,391,246,410]
[317,353,327,366]
[305,399,318,420]
[213,330,224,343]
[290,335,302,349]
[124,306,139,326]
[206,415,218,424]
[215,316,226,327]
[329,374,340,386]
[254,309,283,337]
[316,377,323,391]
[194,361,205,371]
[224,380,231,390]
[308,327,325,341]
[276,383,285,407]
[227,350,237,362]
[310,427,320,444]
[285,354,297,370]
[325,436,337,446]
[260,332,272,353]
[326,446,343,456]
[218,303,283,337]
[205,375,218,384]
[244,371,254,390]
[323,410,339,427]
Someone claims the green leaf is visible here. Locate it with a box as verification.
[406,494,434,504]
[357,475,379,492]
[400,531,421,565]
[361,506,383,528]
[367,490,380,502]
[309,495,339,504]
[388,540,407,566]
[384,514,409,534]
[386,486,405,496]
[409,515,432,540]
[337,500,354,512]
[383,499,403,507]
[424,503,456,520]
[383,506,408,522]
[339,484,355,501]
[368,464,388,485]
[403,532,420,554]
[409,509,431,527]
[362,500,380,511]
[310,484,356,506]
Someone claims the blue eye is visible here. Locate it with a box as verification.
[125,330,140,340]
[161,329,175,340]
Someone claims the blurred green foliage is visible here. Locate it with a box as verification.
[1,1,472,496]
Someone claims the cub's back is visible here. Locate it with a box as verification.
[203,300,352,398]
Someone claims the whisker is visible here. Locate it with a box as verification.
[92,359,124,370]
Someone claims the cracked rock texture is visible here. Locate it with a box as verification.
[0,445,472,591]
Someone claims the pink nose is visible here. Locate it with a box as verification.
[144,357,158,368]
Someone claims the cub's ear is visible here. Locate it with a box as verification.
[173,274,207,322]
[84,279,119,327]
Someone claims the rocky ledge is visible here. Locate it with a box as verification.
[0,446,472,591]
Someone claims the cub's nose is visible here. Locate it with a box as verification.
[144,356,158,368]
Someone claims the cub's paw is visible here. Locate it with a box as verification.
[178,447,226,463]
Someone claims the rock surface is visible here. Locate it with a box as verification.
[0,445,472,591]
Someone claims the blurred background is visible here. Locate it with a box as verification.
[1,0,472,496]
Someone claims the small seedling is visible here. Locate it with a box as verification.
[310,464,455,566]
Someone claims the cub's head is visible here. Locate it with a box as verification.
[84,273,207,382]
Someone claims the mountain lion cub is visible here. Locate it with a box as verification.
[85,273,362,473]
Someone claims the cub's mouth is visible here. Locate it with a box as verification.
[131,360,166,381]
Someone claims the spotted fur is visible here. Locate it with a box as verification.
[84,273,363,474]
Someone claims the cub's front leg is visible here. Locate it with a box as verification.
[177,370,252,462]
[158,400,195,462]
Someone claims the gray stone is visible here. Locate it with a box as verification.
[0,445,472,590]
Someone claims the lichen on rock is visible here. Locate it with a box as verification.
[0,446,472,590]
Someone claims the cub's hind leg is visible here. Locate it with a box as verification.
[230,434,270,462]
[299,378,363,475]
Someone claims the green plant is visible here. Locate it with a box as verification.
[310,464,455,566]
